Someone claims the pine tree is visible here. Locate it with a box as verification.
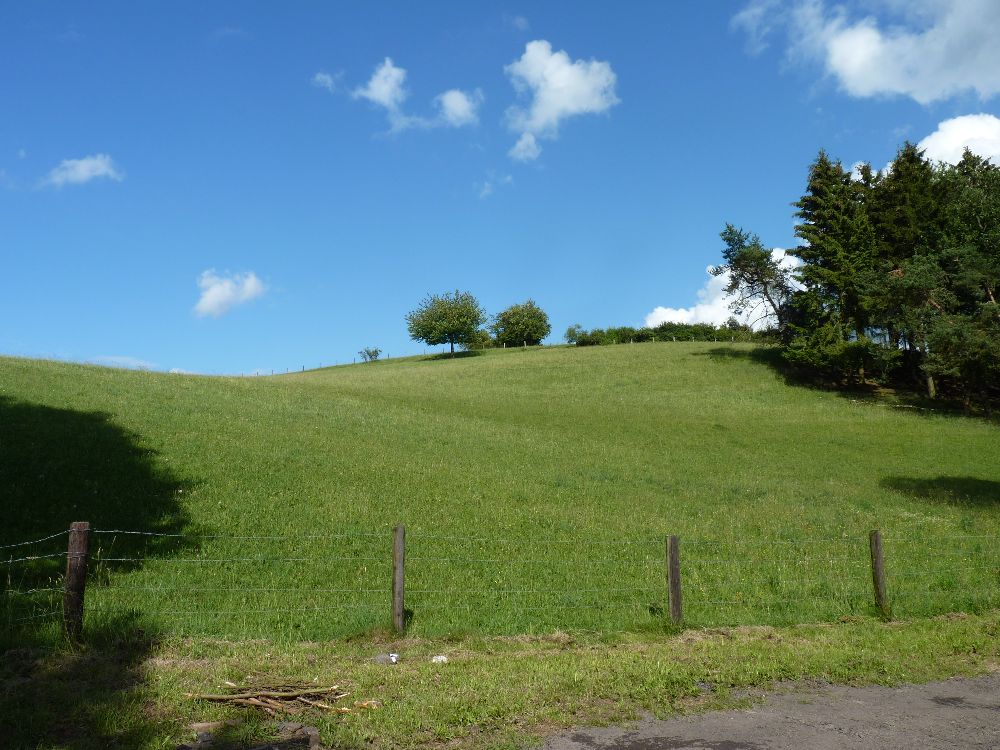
[786,151,877,380]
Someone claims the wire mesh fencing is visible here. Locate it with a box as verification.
[3,524,998,640]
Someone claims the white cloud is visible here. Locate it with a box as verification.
[645,270,736,328]
[917,113,1000,164]
[508,132,542,161]
[506,40,619,135]
[436,88,483,127]
[352,57,412,130]
[476,172,513,199]
[43,153,123,187]
[504,40,619,159]
[735,0,1000,104]
[645,250,799,330]
[91,355,157,370]
[312,71,339,93]
[731,0,783,54]
[194,270,266,318]
[508,14,530,31]
[351,58,480,133]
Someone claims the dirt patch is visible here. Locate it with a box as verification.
[543,672,1000,749]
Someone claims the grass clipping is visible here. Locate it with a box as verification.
[186,682,380,717]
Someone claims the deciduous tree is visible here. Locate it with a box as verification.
[492,299,551,347]
[406,290,486,357]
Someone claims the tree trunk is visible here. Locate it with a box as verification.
[449,340,454,357]
[922,337,935,399]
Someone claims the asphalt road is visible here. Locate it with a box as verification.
[543,672,1000,750]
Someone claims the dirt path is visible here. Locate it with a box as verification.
[543,672,1000,750]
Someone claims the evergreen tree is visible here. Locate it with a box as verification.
[712,225,794,329]
[787,151,878,380]
[866,143,946,396]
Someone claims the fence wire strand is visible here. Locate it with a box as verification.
[0,531,68,549]
[5,526,997,635]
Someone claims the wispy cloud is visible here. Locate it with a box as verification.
[42,154,124,188]
[349,57,482,133]
[504,40,619,161]
[504,14,530,32]
[508,132,541,162]
[194,270,266,318]
[476,172,513,199]
[312,71,340,93]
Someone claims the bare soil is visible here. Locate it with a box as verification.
[544,672,1000,750]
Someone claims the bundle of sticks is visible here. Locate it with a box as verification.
[186,683,380,716]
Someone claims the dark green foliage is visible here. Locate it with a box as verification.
[461,329,495,351]
[359,347,381,362]
[406,290,486,356]
[491,299,551,347]
[746,141,999,411]
[925,307,1000,413]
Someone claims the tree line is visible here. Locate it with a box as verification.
[565,320,770,346]
[405,292,551,355]
[718,143,999,412]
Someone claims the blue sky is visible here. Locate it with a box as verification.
[2,1,999,374]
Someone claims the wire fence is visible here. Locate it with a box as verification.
[3,524,998,638]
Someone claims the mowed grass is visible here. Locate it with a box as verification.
[2,342,999,640]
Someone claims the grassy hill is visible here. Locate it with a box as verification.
[3,343,999,639]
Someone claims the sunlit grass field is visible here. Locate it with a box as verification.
[3,343,999,640]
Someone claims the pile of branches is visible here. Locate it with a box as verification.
[186,682,380,716]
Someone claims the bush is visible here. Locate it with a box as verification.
[492,300,551,347]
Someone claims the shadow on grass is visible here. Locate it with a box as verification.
[698,346,992,419]
[0,395,196,747]
[422,349,487,361]
[880,476,1000,507]
[0,613,176,748]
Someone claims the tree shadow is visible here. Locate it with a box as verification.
[0,394,196,747]
[880,476,1000,507]
[0,612,177,748]
[697,346,992,419]
[422,350,487,361]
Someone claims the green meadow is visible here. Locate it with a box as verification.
[3,342,998,640]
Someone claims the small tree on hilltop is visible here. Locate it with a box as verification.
[492,299,551,347]
[359,347,381,363]
[406,290,486,357]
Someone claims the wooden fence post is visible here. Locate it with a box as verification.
[64,521,90,640]
[667,535,682,625]
[392,525,406,633]
[869,529,890,619]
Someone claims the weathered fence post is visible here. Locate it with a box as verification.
[869,529,890,619]
[392,525,406,633]
[667,535,683,625]
[64,521,90,640]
